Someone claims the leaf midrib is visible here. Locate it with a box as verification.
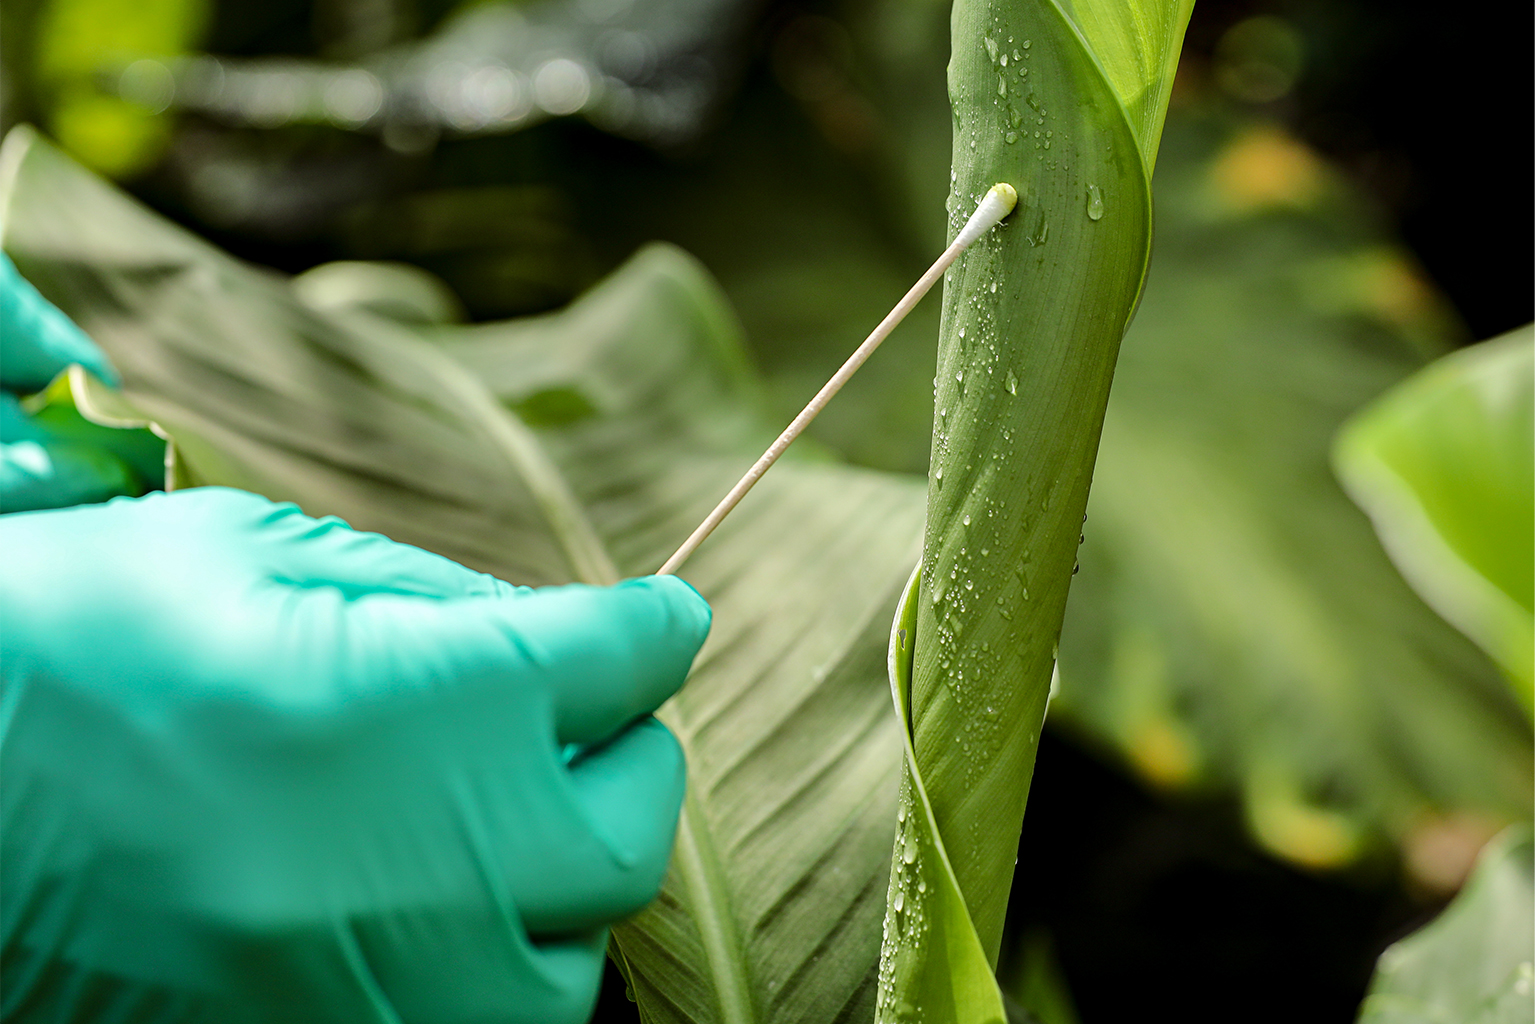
[668,778,756,1024]
[442,337,755,1019]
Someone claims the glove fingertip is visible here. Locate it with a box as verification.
[30,298,119,390]
[622,574,712,646]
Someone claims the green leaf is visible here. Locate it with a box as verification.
[0,125,928,1022]
[1334,328,1535,716]
[880,568,1008,1024]
[1055,116,1532,874]
[881,0,1189,1016]
[29,368,166,487]
[1357,826,1534,1024]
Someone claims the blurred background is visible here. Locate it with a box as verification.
[2,0,1530,1020]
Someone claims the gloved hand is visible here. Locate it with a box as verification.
[0,252,157,513]
[0,487,710,1024]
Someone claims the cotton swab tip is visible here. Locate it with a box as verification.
[954,182,1019,248]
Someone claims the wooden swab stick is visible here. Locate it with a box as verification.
[657,183,1018,576]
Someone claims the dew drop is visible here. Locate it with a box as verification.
[894,889,905,912]
[897,803,907,823]
[1086,183,1104,221]
[984,36,999,61]
[1005,130,1019,144]
[903,834,918,863]
[1005,370,1019,395]
[962,514,971,526]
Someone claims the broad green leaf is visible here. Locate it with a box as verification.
[1334,328,1535,715]
[435,269,926,1024]
[0,125,927,1022]
[1357,826,1534,1024]
[1056,116,1532,875]
[882,0,1190,1016]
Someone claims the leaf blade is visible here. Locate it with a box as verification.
[1357,826,1535,1024]
[1334,328,1535,713]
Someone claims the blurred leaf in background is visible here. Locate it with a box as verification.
[998,929,1082,1024]
[1356,826,1534,1024]
[1334,328,1534,717]
[1052,111,1532,883]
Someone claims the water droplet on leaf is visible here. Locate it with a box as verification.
[1086,183,1104,221]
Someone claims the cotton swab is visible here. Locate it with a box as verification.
[656,183,1019,576]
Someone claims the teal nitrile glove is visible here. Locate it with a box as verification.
[0,487,711,1024]
[0,252,146,513]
